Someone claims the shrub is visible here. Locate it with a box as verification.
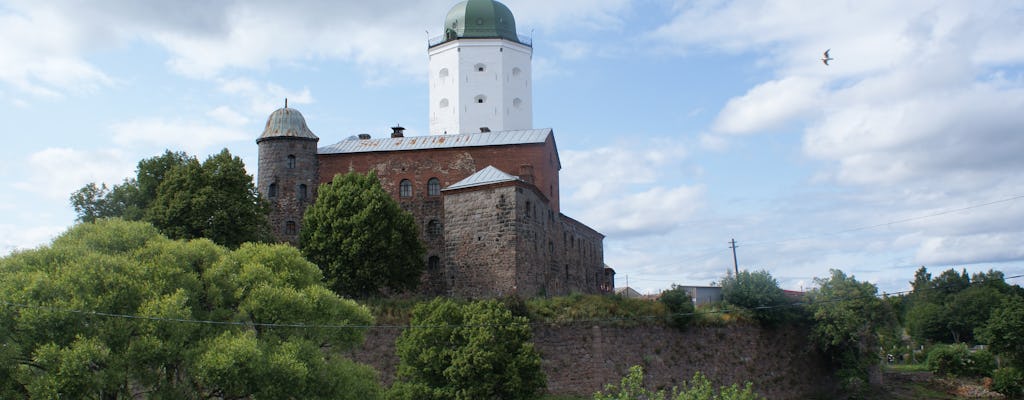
[660,285,695,329]
[926,343,993,377]
[992,367,1024,398]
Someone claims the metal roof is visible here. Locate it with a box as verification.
[444,165,520,191]
[318,128,552,154]
[257,107,318,142]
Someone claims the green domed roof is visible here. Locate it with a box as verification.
[257,106,318,143]
[443,0,519,42]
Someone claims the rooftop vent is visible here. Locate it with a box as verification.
[358,133,371,140]
[391,125,406,138]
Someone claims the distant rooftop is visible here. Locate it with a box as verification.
[318,128,552,154]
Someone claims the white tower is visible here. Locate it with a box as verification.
[428,0,532,135]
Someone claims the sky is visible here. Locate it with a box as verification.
[2,0,1023,295]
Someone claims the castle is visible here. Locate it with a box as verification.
[256,0,613,298]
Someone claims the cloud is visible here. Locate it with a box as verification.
[110,118,249,155]
[12,147,133,200]
[0,223,66,255]
[561,142,703,237]
[713,76,823,134]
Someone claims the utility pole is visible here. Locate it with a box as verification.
[730,238,739,277]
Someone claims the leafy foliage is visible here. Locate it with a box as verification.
[904,267,1010,344]
[526,293,667,326]
[992,367,1024,398]
[389,298,546,400]
[0,219,379,399]
[925,343,994,377]
[593,365,763,400]
[977,295,1024,367]
[805,269,892,387]
[300,172,425,298]
[660,285,696,329]
[720,270,792,325]
[69,149,271,248]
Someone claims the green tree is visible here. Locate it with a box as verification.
[0,219,380,399]
[594,365,763,400]
[978,295,1024,367]
[146,149,271,248]
[660,285,696,329]
[69,149,269,248]
[720,270,792,324]
[806,269,892,390]
[389,298,545,400]
[301,172,425,298]
[905,302,950,343]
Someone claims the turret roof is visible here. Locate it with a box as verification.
[257,106,318,143]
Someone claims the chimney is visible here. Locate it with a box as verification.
[358,133,371,140]
[391,125,405,138]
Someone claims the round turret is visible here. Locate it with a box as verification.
[256,104,319,244]
[443,0,519,43]
[257,106,318,143]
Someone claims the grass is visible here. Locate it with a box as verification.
[884,363,930,373]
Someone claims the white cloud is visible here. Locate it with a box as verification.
[217,78,314,117]
[12,147,133,200]
[207,106,249,126]
[110,118,249,155]
[712,76,823,134]
[561,142,702,237]
[0,223,66,255]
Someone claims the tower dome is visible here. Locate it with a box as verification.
[257,105,318,143]
[443,0,519,43]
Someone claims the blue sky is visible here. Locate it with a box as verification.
[2,0,1023,295]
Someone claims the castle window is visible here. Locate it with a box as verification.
[513,98,522,108]
[439,68,449,79]
[427,178,441,196]
[525,201,532,218]
[428,256,440,270]
[512,67,522,77]
[428,219,442,236]
[474,95,486,104]
[287,155,296,169]
[268,183,278,198]
[399,179,412,198]
[439,98,449,108]
[298,184,307,200]
[475,63,486,72]
[285,221,296,235]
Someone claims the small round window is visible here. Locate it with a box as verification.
[440,98,449,108]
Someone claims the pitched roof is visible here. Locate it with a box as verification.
[444,165,520,191]
[318,128,551,154]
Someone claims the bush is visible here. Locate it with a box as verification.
[926,344,993,377]
[993,367,1024,398]
[594,365,763,400]
[660,285,695,329]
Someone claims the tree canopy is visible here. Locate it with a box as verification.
[720,269,792,324]
[806,269,892,389]
[69,149,271,248]
[0,219,380,399]
[389,298,546,400]
[300,172,425,298]
[904,267,1009,344]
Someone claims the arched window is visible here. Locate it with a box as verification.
[287,155,296,169]
[268,183,278,198]
[298,184,307,200]
[285,221,296,235]
[513,98,522,108]
[427,178,441,196]
[439,98,449,108]
[428,256,441,270]
[439,68,449,79]
[474,95,486,104]
[399,179,412,198]
[474,63,486,72]
[427,219,442,236]
[512,67,522,77]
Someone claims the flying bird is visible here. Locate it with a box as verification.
[821,49,834,65]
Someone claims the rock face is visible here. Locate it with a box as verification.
[348,322,835,399]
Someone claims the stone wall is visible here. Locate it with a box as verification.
[348,323,834,399]
[257,137,319,244]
